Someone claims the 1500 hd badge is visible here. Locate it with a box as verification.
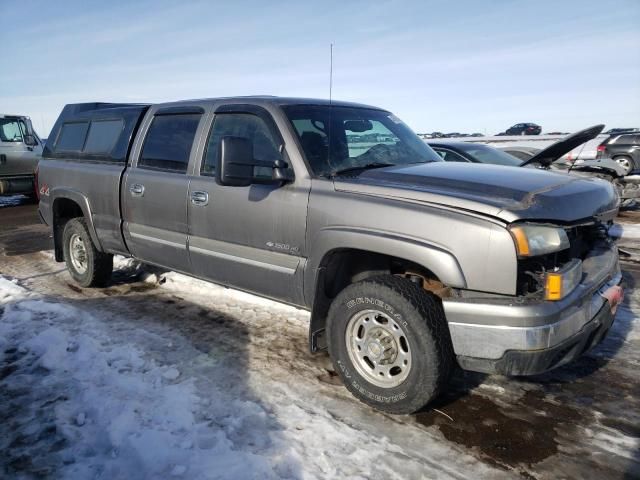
[266,241,299,254]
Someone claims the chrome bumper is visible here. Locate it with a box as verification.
[443,246,621,361]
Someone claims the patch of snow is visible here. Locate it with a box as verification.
[162,367,181,381]
[171,464,188,476]
[0,276,28,301]
[76,412,86,426]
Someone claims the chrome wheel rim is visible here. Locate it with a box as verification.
[345,309,412,388]
[69,233,88,274]
[615,157,632,174]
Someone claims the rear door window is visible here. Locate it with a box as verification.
[139,114,202,173]
[55,122,89,151]
[84,120,124,154]
[614,134,634,144]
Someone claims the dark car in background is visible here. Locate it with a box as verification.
[504,123,542,136]
[428,141,522,166]
[597,133,640,174]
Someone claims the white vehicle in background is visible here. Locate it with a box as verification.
[0,114,43,197]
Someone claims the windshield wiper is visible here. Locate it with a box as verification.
[329,162,396,177]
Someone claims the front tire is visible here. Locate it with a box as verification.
[326,275,454,414]
[63,218,113,287]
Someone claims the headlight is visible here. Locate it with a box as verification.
[509,224,570,257]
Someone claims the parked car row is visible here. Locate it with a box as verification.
[420,123,543,139]
[419,132,484,139]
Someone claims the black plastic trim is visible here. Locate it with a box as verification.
[155,106,205,115]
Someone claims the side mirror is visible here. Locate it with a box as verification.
[24,134,38,147]
[217,136,292,187]
[217,136,254,186]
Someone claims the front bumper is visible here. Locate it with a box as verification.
[442,245,622,375]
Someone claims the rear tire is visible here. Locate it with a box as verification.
[326,275,454,414]
[613,155,634,175]
[62,218,113,287]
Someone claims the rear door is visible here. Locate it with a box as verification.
[122,105,207,273]
[187,105,309,305]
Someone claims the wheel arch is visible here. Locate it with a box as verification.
[306,229,466,352]
[51,189,103,261]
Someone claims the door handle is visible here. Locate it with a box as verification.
[191,191,209,206]
[0,154,6,165]
[130,183,145,197]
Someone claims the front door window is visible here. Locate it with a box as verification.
[0,118,27,143]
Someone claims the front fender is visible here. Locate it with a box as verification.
[304,226,467,305]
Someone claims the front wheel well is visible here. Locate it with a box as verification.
[309,249,448,352]
[52,198,85,261]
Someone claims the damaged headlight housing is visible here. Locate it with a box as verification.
[544,259,583,300]
[509,224,570,257]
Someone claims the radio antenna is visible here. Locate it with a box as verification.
[327,43,334,171]
[329,43,333,105]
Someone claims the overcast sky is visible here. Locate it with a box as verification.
[2,0,639,135]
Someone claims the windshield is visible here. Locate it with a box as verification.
[283,105,442,176]
[456,143,523,167]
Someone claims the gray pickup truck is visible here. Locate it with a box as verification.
[38,97,624,414]
[0,114,43,196]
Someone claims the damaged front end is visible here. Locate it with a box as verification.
[567,161,640,206]
[512,222,614,300]
[442,218,623,376]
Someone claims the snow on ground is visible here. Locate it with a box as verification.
[2,207,640,479]
[0,270,503,479]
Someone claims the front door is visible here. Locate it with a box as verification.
[0,117,41,176]
[187,108,309,305]
[122,108,205,273]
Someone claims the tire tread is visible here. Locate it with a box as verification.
[63,218,113,288]
[327,274,454,414]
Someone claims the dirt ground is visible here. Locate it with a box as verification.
[1,196,639,479]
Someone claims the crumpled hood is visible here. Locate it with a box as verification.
[334,162,619,223]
